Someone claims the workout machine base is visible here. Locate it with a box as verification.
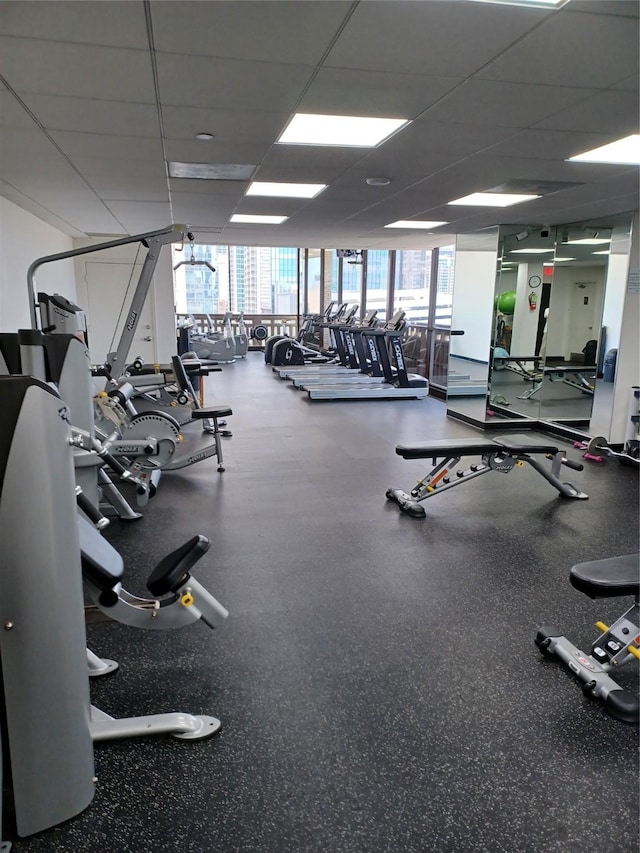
[536,554,639,724]
[90,706,221,741]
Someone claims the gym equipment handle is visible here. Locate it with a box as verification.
[562,457,584,472]
[75,487,109,529]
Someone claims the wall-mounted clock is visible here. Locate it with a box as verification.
[529,275,542,288]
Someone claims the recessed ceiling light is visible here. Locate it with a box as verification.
[385,220,448,229]
[195,132,214,141]
[568,134,640,166]
[566,238,611,245]
[553,257,576,262]
[509,248,555,254]
[592,250,611,255]
[230,214,288,225]
[467,0,567,7]
[245,181,327,199]
[169,162,256,180]
[366,177,391,187]
[276,113,410,147]
[448,192,540,207]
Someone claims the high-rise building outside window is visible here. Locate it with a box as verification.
[341,257,361,312]
[435,245,456,327]
[365,250,390,321]
[173,245,298,315]
[393,249,432,323]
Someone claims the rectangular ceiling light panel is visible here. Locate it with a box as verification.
[509,248,554,254]
[246,181,327,198]
[276,113,410,147]
[385,220,448,229]
[169,162,257,180]
[568,135,640,166]
[230,214,288,225]
[448,192,540,207]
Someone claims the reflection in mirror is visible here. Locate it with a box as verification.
[485,227,556,423]
[545,214,634,437]
[446,227,499,422]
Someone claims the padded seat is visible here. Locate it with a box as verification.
[191,406,232,420]
[396,438,499,459]
[570,554,640,599]
[493,434,560,455]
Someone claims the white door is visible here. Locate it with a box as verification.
[568,281,603,357]
[83,261,157,367]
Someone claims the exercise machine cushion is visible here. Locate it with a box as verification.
[191,406,233,419]
[492,434,560,455]
[570,554,640,599]
[395,433,562,460]
[77,515,124,602]
[147,534,210,596]
[396,438,497,459]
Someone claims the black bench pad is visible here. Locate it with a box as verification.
[492,433,559,455]
[395,433,560,460]
[191,406,232,419]
[396,438,496,459]
[570,554,639,599]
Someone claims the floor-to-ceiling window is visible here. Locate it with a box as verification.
[365,250,390,321]
[341,256,362,312]
[393,249,432,322]
[174,245,298,315]
[306,249,322,315]
[435,245,456,327]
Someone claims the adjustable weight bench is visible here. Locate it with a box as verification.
[386,433,587,518]
[536,554,639,724]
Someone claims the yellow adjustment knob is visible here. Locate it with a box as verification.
[181,592,194,607]
[628,645,640,660]
[516,461,525,467]
[178,434,184,442]
[97,391,108,398]
[595,621,609,633]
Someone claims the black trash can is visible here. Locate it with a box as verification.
[582,339,597,366]
[603,348,618,382]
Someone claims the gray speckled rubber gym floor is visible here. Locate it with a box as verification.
[8,353,639,853]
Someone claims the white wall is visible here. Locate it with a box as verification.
[450,229,499,363]
[547,265,605,360]
[0,197,75,332]
[609,211,639,443]
[511,261,544,356]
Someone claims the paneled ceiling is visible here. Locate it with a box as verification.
[0,0,638,249]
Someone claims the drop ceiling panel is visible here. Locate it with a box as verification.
[49,132,165,162]
[164,139,267,166]
[0,88,37,129]
[89,179,169,203]
[156,53,311,111]
[162,106,289,144]
[298,68,463,118]
[71,157,167,182]
[168,178,250,197]
[150,0,351,64]
[422,80,602,129]
[478,10,639,88]
[484,129,617,161]
[363,119,519,160]
[566,1,639,17]
[324,1,548,77]
[0,0,149,48]
[18,94,161,137]
[170,193,240,226]
[103,201,173,232]
[47,205,129,235]
[0,37,156,102]
[533,90,640,136]
[255,146,368,183]
[0,180,88,237]
[613,74,639,92]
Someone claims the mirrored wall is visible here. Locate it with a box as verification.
[447,212,634,439]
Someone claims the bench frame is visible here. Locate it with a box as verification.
[386,434,587,518]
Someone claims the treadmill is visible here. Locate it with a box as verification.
[273,304,361,380]
[306,311,429,400]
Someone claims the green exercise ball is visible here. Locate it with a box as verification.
[497,290,517,315]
